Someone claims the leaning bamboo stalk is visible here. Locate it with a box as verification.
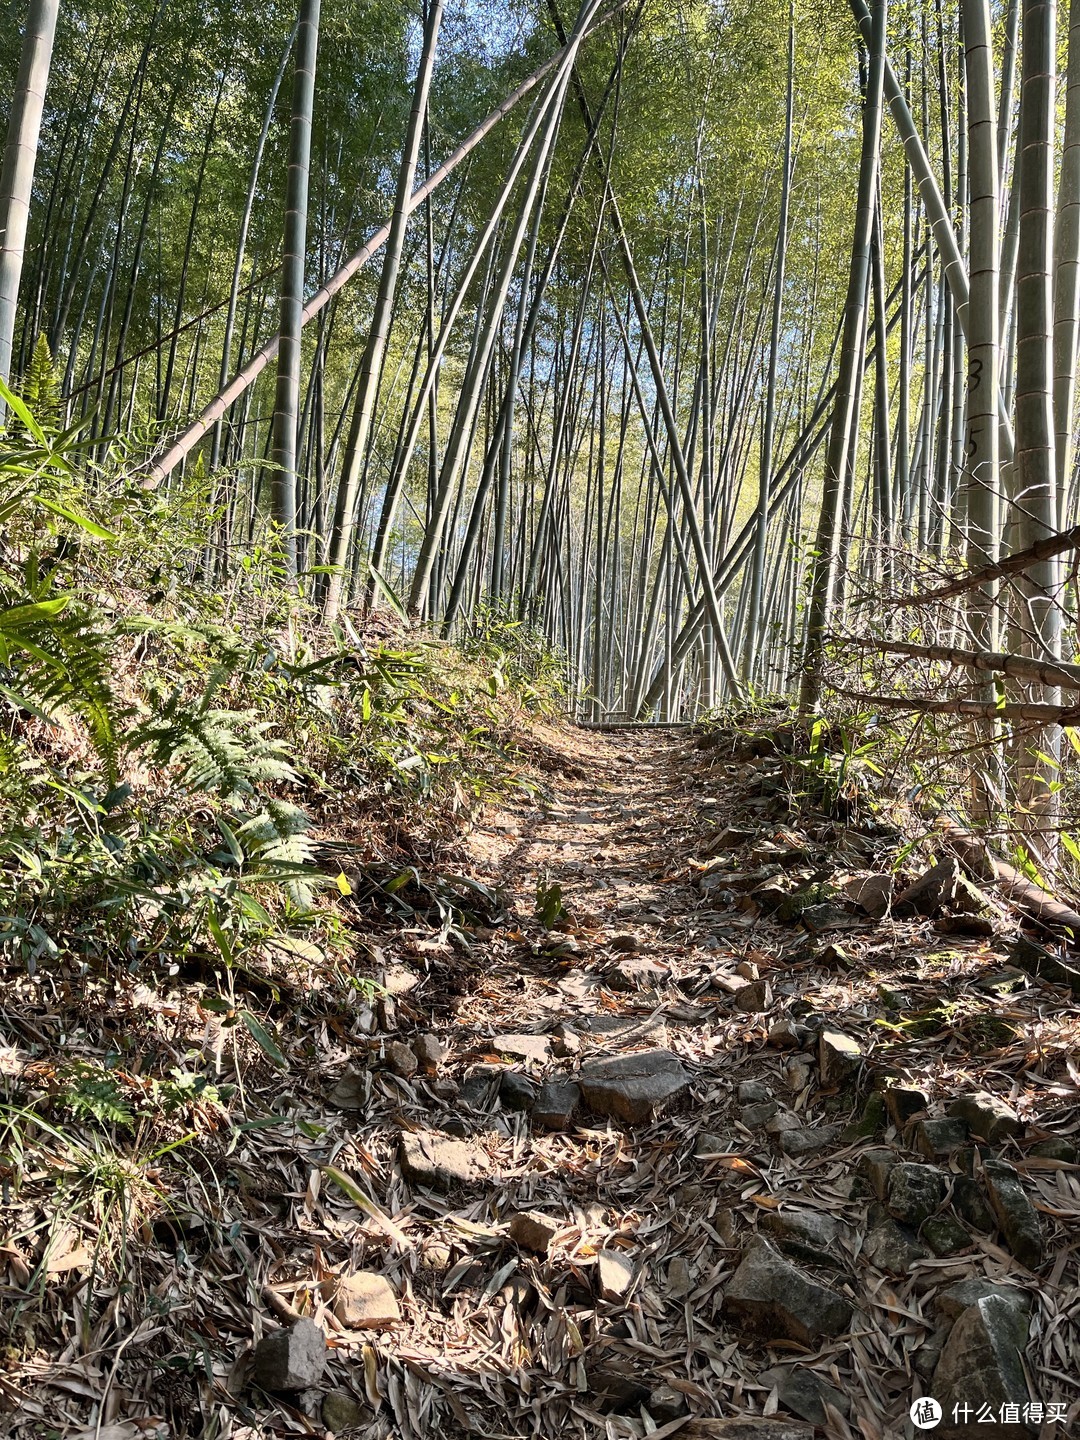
[141,1,630,490]
[832,635,1080,691]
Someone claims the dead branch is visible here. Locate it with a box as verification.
[885,522,1080,608]
[831,636,1080,692]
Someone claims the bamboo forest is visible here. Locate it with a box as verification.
[4,0,1080,1436]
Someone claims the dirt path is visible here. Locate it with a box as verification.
[14,724,1077,1440]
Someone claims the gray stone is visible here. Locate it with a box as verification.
[577,1012,669,1046]
[412,1033,447,1070]
[863,1213,930,1273]
[778,1123,844,1157]
[935,1279,1032,1324]
[608,932,640,952]
[886,1163,947,1227]
[647,1385,688,1422]
[695,1130,730,1158]
[678,1423,814,1440]
[509,1210,560,1254]
[783,1054,814,1092]
[328,1068,367,1110]
[765,1107,804,1135]
[495,1031,552,1065]
[912,1116,970,1160]
[800,902,856,934]
[920,1213,971,1256]
[384,1041,418,1078]
[740,1100,779,1128]
[1008,936,1080,993]
[499,1070,538,1112]
[842,1091,886,1140]
[932,1296,1034,1438]
[579,1049,691,1123]
[667,1255,692,1298]
[844,873,893,917]
[983,1160,1044,1268]
[734,979,772,1012]
[947,1091,1021,1143]
[758,1365,850,1426]
[894,858,962,917]
[460,1070,498,1109]
[1029,1137,1078,1162]
[884,1085,929,1127]
[818,1029,862,1086]
[738,1078,773,1104]
[322,1389,368,1432]
[531,1079,580,1130]
[856,1148,897,1200]
[598,1248,635,1300]
[972,967,1028,996]
[252,1318,326,1393]
[954,1174,996,1231]
[760,1209,842,1266]
[399,1130,491,1191]
[768,1019,809,1049]
[721,1241,853,1345]
[913,1324,952,1380]
[326,1272,400,1329]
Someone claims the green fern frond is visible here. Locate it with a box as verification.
[238,800,314,905]
[137,705,297,802]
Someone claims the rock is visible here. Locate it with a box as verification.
[935,1279,1032,1324]
[736,959,760,980]
[384,1041,419,1078]
[382,965,419,995]
[694,1130,730,1158]
[778,1123,844,1157]
[856,1148,897,1200]
[913,1323,952,1381]
[531,1079,580,1130]
[509,1210,560,1254]
[768,1019,809,1049]
[492,1032,551,1065]
[412,1033,447,1070]
[800,901,856,934]
[588,1365,650,1412]
[954,1174,996,1231]
[328,1068,367,1110]
[322,1389,368,1432]
[608,932,640,952]
[647,1385,687,1421]
[886,1163,947,1226]
[973,966,1028,996]
[759,1365,850,1426]
[760,1209,842,1265]
[947,1091,1021,1143]
[461,1070,498,1109]
[678,1423,814,1440]
[325,1272,400,1329]
[252,1318,326,1393]
[983,1160,1044,1268]
[936,913,995,937]
[667,1255,692,1298]
[734,979,772,1012]
[598,1248,634,1300]
[842,1091,885,1140]
[863,1212,930,1273]
[912,1116,970,1159]
[818,1029,862,1086]
[577,1012,669,1047]
[1008,935,1080,992]
[579,1050,691,1123]
[740,1100,779,1128]
[818,941,854,969]
[764,1107,803,1136]
[844,872,894,917]
[738,1078,772,1104]
[920,1213,971,1256]
[894,857,962,917]
[721,1241,853,1344]
[551,1022,581,1057]
[884,1085,929,1127]
[932,1296,1034,1438]
[783,1054,814,1092]
[399,1130,491,1191]
[1028,1136,1078,1161]
[499,1070,539,1112]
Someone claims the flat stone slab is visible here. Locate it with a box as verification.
[777,1123,844,1158]
[531,1079,580,1130]
[721,1241,853,1345]
[947,1090,1021,1143]
[491,1032,553,1065]
[325,1271,400,1329]
[398,1130,491,1191]
[579,1049,691,1123]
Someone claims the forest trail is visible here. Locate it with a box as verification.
[16,723,1080,1440]
[279,723,1077,1440]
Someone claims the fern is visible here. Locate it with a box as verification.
[0,591,119,780]
[238,800,314,904]
[18,335,63,432]
[138,704,296,802]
